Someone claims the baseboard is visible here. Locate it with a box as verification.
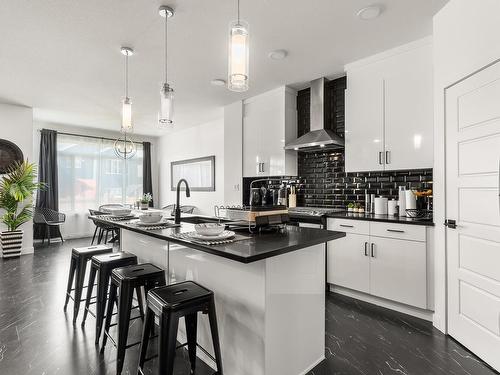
[329,284,434,322]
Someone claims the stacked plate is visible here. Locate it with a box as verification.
[189,223,235,241]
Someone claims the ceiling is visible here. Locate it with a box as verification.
[0,0,448,136]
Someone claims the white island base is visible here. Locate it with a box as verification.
[121,230,326,375]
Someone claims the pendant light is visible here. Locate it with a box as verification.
[120,47,134,132]
[228,0,249,92]
[158,5,174,126]
[114,46,136,159]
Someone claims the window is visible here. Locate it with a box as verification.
[57,134,143,213]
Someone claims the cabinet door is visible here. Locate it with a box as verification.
[369,237,427,308]
[345,66,385,172]
[327,233,370,293]
[258,94,285,176]
[383,43,433,170]
[242,101,264,177]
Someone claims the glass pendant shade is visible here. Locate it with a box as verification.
[159,83,174,125]
[121,97,133,132]
[228,21,249,92]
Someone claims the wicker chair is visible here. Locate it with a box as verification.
[33,207,66,245]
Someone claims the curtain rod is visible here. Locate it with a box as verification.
[38,129,145,145]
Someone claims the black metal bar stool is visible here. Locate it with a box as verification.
[102,263,166,375]
[63,244,113,324]
[138,281,224,375]
[81,252,138,344]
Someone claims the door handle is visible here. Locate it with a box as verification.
[261,162,264,173]
[378,151,383,165]
[386,150,391,164]
[445,219,457,229]
[364,242,368,256]
[371,243,375,257]
[340,224,354,228]
[387,229,405,233]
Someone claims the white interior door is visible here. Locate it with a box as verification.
[445,60,500,372]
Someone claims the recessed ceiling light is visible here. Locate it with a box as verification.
[268,49,288,60]
[357,5,382,20]
[210,79,226,87]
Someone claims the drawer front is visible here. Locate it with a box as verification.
[370,222,426,242]
[327,218,370,235]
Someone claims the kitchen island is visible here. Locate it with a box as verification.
[91,215,345,375]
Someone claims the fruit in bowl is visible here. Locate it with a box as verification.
[194,223,225,236]
[139,213,163,224]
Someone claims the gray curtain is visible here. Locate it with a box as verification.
[143,142,153,207]
[34,129,60,239]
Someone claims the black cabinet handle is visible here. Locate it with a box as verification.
[364,242,368,256]
[386,150,391,164]
[371,243,375,257]
[387,229,405,233]
[340,224,354,228]
[378,151,383,165]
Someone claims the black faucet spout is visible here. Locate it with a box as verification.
[175,179,190,224]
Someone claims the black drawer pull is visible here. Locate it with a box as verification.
[371,243,375,258]
[340,224,354,228]
[387,229,405,233]
[364,242,368,256]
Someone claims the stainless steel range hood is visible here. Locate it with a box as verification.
[285,77,344,152]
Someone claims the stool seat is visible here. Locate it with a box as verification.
[64,245,113,324]
[91,251,137,266]
[72,244,113,257]
[112,263,164,282]
[149,281,213,311]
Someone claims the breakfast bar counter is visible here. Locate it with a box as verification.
[89,214,345,375]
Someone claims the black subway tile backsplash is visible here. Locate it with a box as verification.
[297,151,432,209]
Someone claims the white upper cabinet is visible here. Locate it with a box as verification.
[345,37,433,172]
[243,87,297,177]
[345,62,386,172]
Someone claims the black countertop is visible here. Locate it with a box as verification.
[325,211,434,226]
[91,216,345,263]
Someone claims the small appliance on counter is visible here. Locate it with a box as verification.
[374,197,388,215]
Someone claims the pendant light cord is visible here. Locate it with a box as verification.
[164,14,168,83]
[237,0,240,24]
[125,53,129,98]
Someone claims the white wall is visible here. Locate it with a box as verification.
[0,103,34,256]
[432,0,500,332]
[33,121,159,239]
[158,118,224,216]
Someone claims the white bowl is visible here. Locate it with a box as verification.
[139,213,163,224]
[194,223,225,236]
[108,208,132,217]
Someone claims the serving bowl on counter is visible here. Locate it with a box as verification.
[107,208,132,217]
[194,223,225,236]
[139,213,163,224]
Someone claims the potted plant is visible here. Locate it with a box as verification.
[139,193,152,210]
[0,161,44,258]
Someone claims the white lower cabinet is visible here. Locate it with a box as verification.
[328,233,370,294]
[369,237,427,309]
[327,218,428,310]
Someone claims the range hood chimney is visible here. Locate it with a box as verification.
[285,77,344,151]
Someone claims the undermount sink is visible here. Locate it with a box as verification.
[178,216,231,224]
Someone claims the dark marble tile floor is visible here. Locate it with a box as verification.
[0,239,497,375]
